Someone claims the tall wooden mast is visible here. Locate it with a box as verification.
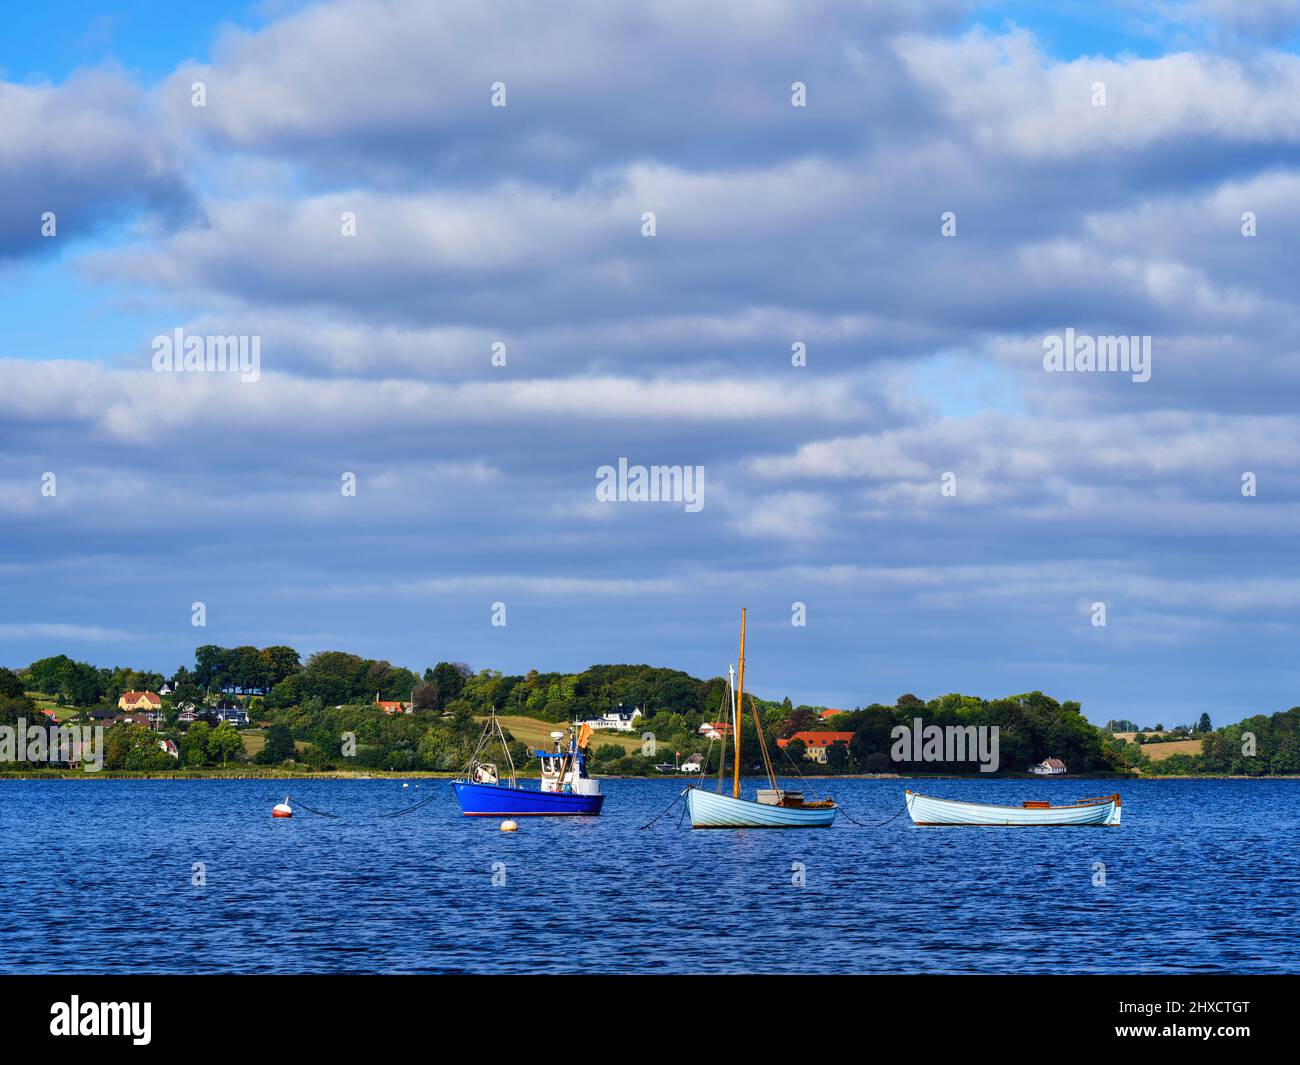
[733,609,746,798]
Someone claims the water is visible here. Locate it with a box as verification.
[1,777,1296,973]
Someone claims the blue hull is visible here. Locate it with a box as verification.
[452,780,605,816]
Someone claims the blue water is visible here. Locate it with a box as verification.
[1,777,1297,974]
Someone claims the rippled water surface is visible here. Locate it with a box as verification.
[1,777,1297,973]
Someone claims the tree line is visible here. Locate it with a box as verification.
[5,647,1300,776]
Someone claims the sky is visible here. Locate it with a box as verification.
[4,0,1300,726]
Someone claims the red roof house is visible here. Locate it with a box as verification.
[776,730,855,764]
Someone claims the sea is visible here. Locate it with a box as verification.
[1,776,1296,974]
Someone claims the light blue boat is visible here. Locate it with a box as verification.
[685,786,836,828]
[684,609,838,829]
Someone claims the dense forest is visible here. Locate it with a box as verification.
[2,645,1299,776]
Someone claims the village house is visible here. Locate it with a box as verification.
[776,730,855,764]
[375,699,412,716]
[576,705,643,732]
[117,691,162,713]
[1030,757,1068,775]
[819,708,846,722]
[680,753,704,772]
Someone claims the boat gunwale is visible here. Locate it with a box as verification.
[905,789,1118,812]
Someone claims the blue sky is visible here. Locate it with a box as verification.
[4,0,1300,727]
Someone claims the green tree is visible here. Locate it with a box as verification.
[256,723,296,764]
[105,726,173,771]
[0,667,25,699]
[208,721,244,765]
[180,722,212,766]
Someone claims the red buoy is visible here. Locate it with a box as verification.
[272,797,293,818]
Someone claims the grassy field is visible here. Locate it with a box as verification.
[241,732,312,757]
[1113,732,1204,762]
[481,715,648,754]
[1136,739,1203,761]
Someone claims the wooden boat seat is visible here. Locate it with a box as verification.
[1021,801,1052,808]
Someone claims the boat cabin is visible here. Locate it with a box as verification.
[534,731,600,796]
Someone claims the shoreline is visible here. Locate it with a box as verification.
[1,770,1295,781]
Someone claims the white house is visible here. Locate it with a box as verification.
[1030,757,1068,775]
[680,753,704,772]
[577,706,643,733]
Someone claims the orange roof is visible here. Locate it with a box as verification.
[777,731,854,748]
[819,708,845,719]
[121,691,161,705]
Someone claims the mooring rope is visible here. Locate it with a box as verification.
[378,792,440,818]
[282,789,440,820]
[639,787,688,829]
[287,795,340,818]
[835,803,907,828]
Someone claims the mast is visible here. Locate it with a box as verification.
[718,666,735,793]
[733,609,746,798]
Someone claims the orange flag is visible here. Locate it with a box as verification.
[577,723,593,749]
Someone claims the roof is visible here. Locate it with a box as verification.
[776,731,855,748]
[683,753,703,762]
[120,691,161,705]
[819,708,846,718]
[1043,757,1067,769]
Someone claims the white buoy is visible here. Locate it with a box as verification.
[402,782,409,788]
[272,797,293,818]
[500,820,518,832]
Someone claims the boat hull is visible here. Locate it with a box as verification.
[452,780,604,816]
[905,790,1120,826]
[685,787,835,828]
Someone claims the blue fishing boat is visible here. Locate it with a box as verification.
[452,716,604,817]
[684,609,837,829]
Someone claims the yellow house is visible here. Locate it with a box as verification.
[118,691,162,712]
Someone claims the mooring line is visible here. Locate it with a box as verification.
[639,788,688,829]
[282,790,440,820]
[837,804,907,828]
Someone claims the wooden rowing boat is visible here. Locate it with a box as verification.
[905,790,1121,826]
